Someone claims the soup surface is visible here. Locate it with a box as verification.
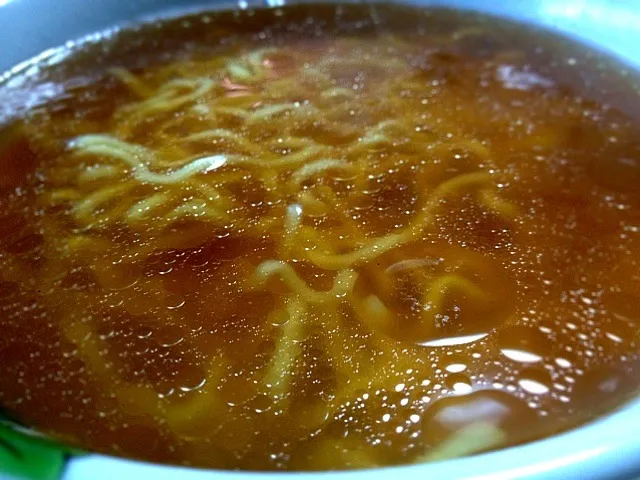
[0,3,639,471]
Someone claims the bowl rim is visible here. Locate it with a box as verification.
[64,397,640,479]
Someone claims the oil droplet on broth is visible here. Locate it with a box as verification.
[419,332,489,347]
[501,349,543,363]
[554,357,573,369]
[165,293,186,310]
[155,323,186,348]
[446,373,473,395]
[445,363,468,374]
[179,374,207,393]
[268,308,290,325]
[518,378,550,395]
[135,325,153,340]
[517,367,552,395]
[497,326,550,364]
[248,393,273,414]
[95,262,141,291]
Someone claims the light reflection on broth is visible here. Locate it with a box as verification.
[0,3,639,471]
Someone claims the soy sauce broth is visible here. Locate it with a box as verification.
[0,3,638,471]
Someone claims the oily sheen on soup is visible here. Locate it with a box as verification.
[0,3,638,471]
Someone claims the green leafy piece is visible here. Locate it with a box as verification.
[0,421,80,480]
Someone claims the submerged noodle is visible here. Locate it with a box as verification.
[42,31,519,461]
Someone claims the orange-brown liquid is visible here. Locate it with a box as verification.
[0,3,639,471]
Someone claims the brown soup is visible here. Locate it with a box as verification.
[0,3,639,471]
